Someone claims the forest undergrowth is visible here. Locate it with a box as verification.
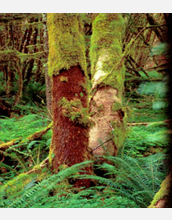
[0,72,170,208]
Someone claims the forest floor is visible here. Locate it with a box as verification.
[0,78,170,208]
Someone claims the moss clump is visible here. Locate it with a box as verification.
[58,97,92,127]
[47,13,87,76]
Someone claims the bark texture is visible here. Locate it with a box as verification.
[50,66,89,168]
[89,13,127,157]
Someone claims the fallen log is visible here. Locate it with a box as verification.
[0,138,21,150]
[127,119,172,126]
[0,122,52,151]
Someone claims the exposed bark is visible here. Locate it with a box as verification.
[50,66,89,167]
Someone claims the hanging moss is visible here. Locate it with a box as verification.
[47,13,87,76]
[90,13,126,92]
[0,49,45,63]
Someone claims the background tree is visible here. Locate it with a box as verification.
[0,13,46,116]
[42,13,52,118]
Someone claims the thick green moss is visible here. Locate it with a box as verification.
[47,13,87,76]
[90,13,126,93]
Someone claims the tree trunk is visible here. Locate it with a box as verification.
[42,13,52,118]
[89,13,127,157]
[148,169,172,208]
[13,61,23,105]
[47,13,92,187]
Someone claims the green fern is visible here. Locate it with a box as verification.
[73,153,167,207]
[0,153,167,208]
[0,160,92,208]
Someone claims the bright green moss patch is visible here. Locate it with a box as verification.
[47,13,87,76]
[90,13,126,88]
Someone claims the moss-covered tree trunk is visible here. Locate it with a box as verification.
[148,169,172,208]
[47,14,92,187]
[89,14,127,157]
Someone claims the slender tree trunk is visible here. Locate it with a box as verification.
[89,14,127,157]
[42,13,52,118]
[13,61,23,105]
[146,13,165,42]
[6,62,13,97]
[47,13,92,187]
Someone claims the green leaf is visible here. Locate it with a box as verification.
[80,92,84,97]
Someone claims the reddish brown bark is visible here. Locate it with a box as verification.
[51,65,91,188]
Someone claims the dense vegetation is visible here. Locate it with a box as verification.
[0,13,171,208]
